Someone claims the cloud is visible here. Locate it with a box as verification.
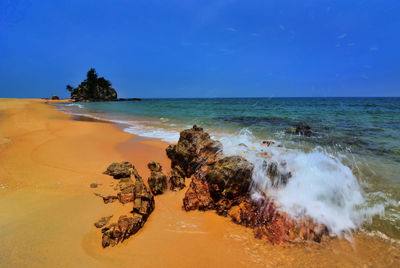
[369,46,379,51]
[337,33,347,39]
[227,27,237,32]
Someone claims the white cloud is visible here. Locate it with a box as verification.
[337,33,347,39]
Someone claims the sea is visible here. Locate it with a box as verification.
[56,97,400,242]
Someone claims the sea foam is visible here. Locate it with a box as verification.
[216,129,384,237]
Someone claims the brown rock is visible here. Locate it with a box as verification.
[166,125,222,178]
[132,173,155,218]
[103,161,134,179]
[168,166,186,191]
[102,195,118,204]
[147,161,162,172]
[183,178,214,211]
[205,156,254,202]
[147,162,167,195]
[101,215,143,248]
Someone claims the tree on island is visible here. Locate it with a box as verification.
[66,68,117,102]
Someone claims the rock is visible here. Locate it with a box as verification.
[94,215,113,228]
[205,156,254,202]
[101,215,143,248]
[168,166,186,191]
[262,160,292,187]
[51,95,60,100]
[102,195,118,204]
[90,183,100,188]
[295,123,312,136]
[104,161,133,179]
[166,125,222,178]
[69,68,118,102]
[262,140,275,146]
[132,172,155,218]
[117,177,135,203]
[147,161,162,172]
[148,175,167,195]
[147,161,167,195]
[183,178,214,211]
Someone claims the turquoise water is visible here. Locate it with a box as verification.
[58,98,400,240]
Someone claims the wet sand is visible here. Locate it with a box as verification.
[0,98,399,267]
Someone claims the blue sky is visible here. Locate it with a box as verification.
[1,0,399,98]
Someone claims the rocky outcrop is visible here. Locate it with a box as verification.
[68,68,118,102]
[183,178,214,211]
[51,95,59,100]
[166,125,222,178]
[168,166,186,191]
[167,126,329,245]
[147,161,167,195]
[100,161,154,247]
[205,156,253,202]
[104,162,133,179]
[101,215,143,248]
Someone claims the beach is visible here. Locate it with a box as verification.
[0,98,399,267]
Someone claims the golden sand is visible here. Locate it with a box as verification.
[0,99,399,267]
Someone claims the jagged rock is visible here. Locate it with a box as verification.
[94,215,113,228]
[101,215,143,248]
[147,162,167,195]
[117,177,135,204]
[166,125,222,178]
[169,166,186,191]
[51,95,59,100]
[132,172,155,218]
[295,122,312,136]
[104,161,133,179]
[183,178,214,211]
[205,156,254,202]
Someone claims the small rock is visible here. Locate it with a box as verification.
[103,161,133,179]
[94,215,113,228]
[102,195,118,204]
[51,95,60,100]
[147,162,167,195]
[147,161,162,172]
[183,178,214,211]
[295,123,312,136]
[90,183,100,188]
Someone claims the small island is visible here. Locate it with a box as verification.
[66,68,118,102]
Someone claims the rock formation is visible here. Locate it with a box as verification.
[168,166,186,191]
[167,125,329,245]
[166,125,222,178]
[103,161,133,179]
[147,161,167,195]
[67,68,118,102]
[100,162,154,247]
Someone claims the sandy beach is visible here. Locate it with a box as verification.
[0,98,399,267]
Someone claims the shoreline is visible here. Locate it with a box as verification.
[0,98,399,267]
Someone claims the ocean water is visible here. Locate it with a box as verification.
[57,98,400,241]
